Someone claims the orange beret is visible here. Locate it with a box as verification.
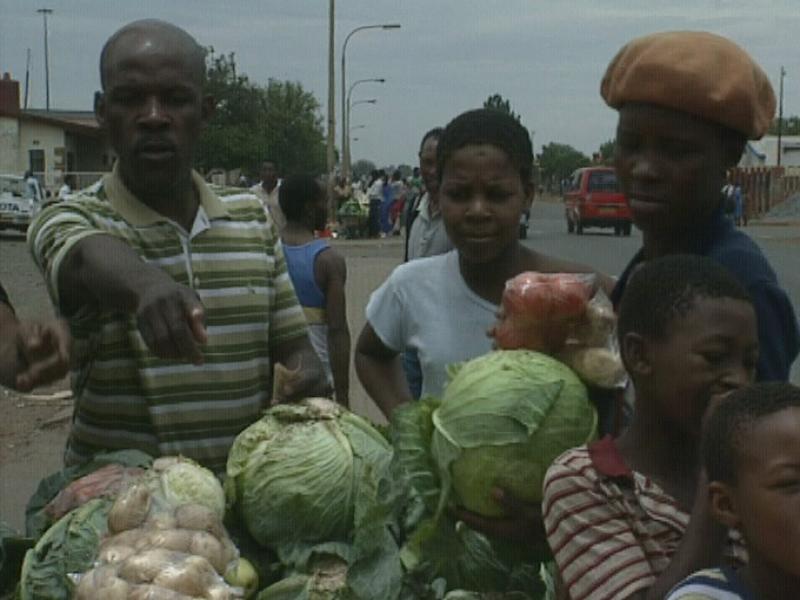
[601,31,775,139]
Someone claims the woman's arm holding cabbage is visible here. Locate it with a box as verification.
[354,322,413,417]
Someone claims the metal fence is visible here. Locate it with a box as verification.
[728,166,800,218]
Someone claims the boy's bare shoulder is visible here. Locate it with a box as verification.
[315,245,347,276]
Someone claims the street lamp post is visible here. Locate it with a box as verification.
[340,23,400,178]
[778,66,786,168]
[37,8,53,111]
[344,78,384,178]
[346,99,377,174]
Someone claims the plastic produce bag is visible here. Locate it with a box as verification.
[491,272,626,389]
[69,457,255,600]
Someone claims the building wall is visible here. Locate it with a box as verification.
[0,116,20,173]
[18,120,65,187]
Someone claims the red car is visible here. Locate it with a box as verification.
[564,167,632,236]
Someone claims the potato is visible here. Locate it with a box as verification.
[152,561,215,597]
[152,456,181,472]
[558,346,626,389]
[140,528,194,554]
[127,584,199,600]
[189,531,225,573]
[97,544,136,564]
[174,504,225,539]
[145,511,179,531]
[205,584,234,600]
[101,529,147,551]
[219,536,239,570]
[108,484,151,533]
[118,549,185,583]
[74,565,128,600]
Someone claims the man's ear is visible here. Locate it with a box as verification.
[94,91,106,127]
[709,481,741,529]
[200,95,216,127]
[621,332,651,376]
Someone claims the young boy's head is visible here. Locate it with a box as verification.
[617,255,758,437]
[703,382,800,583]
[278,174,326,230]
[601,31,774,237]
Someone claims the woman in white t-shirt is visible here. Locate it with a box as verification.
[355,108,610,417]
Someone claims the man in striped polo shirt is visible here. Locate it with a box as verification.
[27,19,328,473]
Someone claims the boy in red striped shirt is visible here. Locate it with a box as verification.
[542,255,757,600]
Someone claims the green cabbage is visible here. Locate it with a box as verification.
[151,456,226,518]
[226,398,403,599]
[433,350,597,517]
[18,498,111,600]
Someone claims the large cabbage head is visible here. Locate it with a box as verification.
[226,398,393,548]
[432,350,597,517]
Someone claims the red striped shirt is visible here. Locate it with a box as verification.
[542,437,746,600]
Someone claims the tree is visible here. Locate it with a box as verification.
[537,142,591,187]
[768,116,800,136]
[351,159,376,180]
[598,139,616,165]
[483,94,521,122]
[196,50,327,177]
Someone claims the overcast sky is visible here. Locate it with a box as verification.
[2,0,799,168]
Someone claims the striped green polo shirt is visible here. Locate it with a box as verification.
[28,167,308,472]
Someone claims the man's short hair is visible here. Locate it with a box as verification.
[436,108,532,185]
[99,20,206,90]
[703,382,800,484]
[419,127,444,154]
[278,174,322,222]
[617,254,752,345]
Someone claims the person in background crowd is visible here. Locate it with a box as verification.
[279,174,351,407]
[544,255,757,600]
[389,169,406,236]
[666,382,800,600]
[367,169,384,238]
[333,175,351,211]
[28,19,328,472]
[0,280,71,392]
[604,30,799,382]
[379,169,395,238]
[401,127,451,400]
[733,183,745,227]
[250,159,286,232]
[406,127,448,262]
[24,170,42,201]
[57,175,75,201]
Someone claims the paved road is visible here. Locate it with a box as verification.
[1,200,798,530]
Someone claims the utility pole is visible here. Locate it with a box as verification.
[24,48,31,109]
[326,0,336,218]
[777,66,786,168]
[37,8,53,111]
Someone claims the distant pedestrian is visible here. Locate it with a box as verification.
[367,170,384,237]
[733,183,745,226]
[250,159,285,232]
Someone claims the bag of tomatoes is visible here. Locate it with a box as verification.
[490,272,626,390]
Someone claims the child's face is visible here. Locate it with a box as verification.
[639,296,758,437]
[438,144,529,264]
[714,407,800,581]
[615,103,731,238]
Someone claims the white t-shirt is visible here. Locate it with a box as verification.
[366,250,497,398]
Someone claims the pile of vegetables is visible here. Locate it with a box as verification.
[491,272,626,390]
[17,457,256,599]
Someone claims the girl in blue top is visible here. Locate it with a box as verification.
[279,174,350,406]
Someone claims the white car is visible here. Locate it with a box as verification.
[0,174,43,232]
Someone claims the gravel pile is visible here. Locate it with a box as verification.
[763,193,800,220]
